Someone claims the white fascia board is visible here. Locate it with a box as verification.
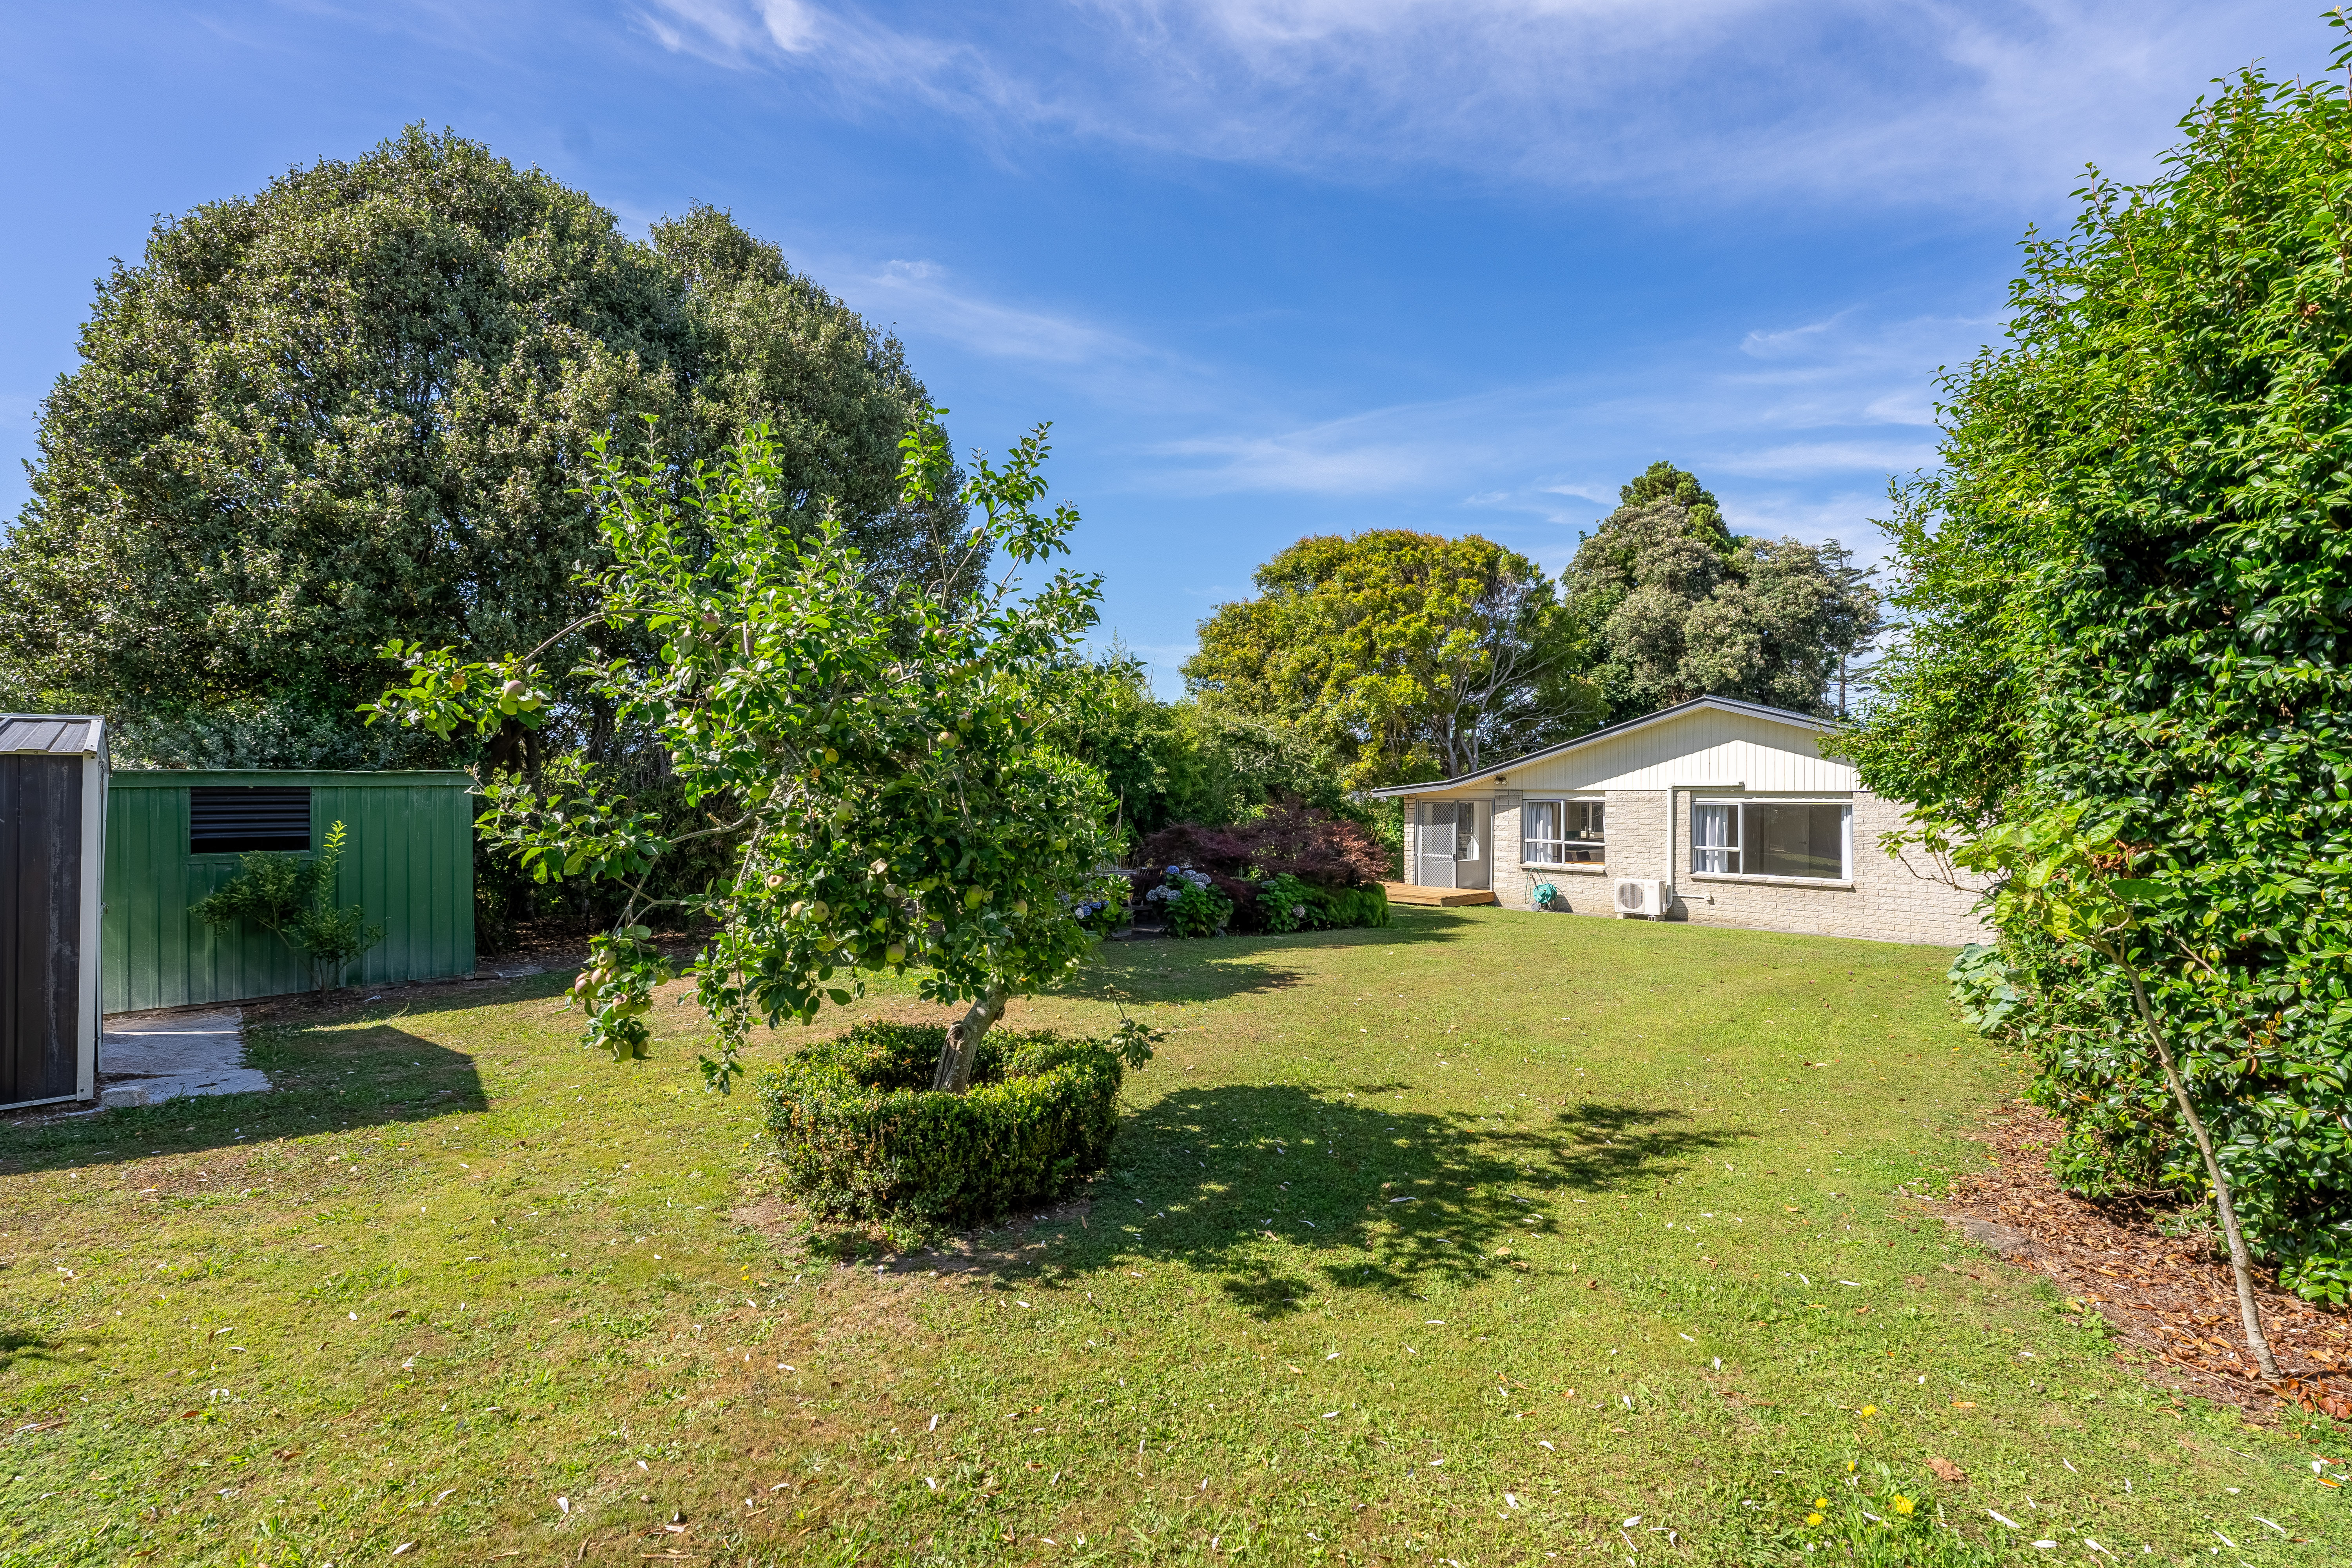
[1365,696,1836,799]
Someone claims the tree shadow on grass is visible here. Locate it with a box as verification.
[0,1327,64,1373]
[0,1022,487,1174]
[1052,908,1481,1007]
[1070,1083,1754,1318]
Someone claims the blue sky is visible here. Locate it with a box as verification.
[2,2,2325,693]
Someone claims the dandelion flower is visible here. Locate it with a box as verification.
[1806,1514,1824,1527]
[1894,1496,1915,1517]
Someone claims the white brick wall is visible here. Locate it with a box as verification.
[1489,788,1522,895]
[1414,786,1987,946]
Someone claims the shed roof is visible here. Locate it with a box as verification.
[1365,695,1835,799]
[0,714,106,757]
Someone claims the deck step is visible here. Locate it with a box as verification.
[1380,882,1497,908]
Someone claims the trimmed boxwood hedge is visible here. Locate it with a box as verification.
[758,1022,1127,1225]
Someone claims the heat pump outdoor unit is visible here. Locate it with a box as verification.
[1613,878,1667,920]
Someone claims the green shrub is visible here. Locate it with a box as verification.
[1841,45,2352,1301]
[192,819,385,993]
[1167,882,1231,937]
[759,1022,1134,1225]
[1256,872,1312,934]
[1305,882,1390,930]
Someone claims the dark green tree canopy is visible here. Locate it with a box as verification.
[1562,473,1877,721]
[1616,459,1728,545]
[1050,647,1354,842]
[1183,530,1598,789]
[0,126,953,765]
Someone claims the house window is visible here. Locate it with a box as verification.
[190,786,312,854]
[1692,800,1848,881]
[1524,799,1604,864]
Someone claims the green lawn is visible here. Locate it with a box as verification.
[2,909,2341,1565]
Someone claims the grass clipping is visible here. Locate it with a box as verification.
[760,1021,1138,1230]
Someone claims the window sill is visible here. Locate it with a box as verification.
[1688,872,1853,890]
[1521,862,1607,875]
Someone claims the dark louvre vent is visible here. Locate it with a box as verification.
[189,786,312,854]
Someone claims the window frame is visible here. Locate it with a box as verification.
[1689,796,1852,884]
[1523,796,1606,867]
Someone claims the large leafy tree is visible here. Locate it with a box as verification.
[1050,648,1356,842]
[1183,530,1598,790]
[372,417,1122,1093]
[1842,36,2352,1307]
[0,126,956,766]
[1562,463,1879,721]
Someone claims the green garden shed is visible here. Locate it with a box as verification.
[104,770,476,1012]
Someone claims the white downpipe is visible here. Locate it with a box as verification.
[1663,788,1677,895]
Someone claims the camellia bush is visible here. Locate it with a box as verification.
[366,412,1127,1095]
[1841,36,2352,1308]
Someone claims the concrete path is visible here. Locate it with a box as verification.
[97,1011,270,1107]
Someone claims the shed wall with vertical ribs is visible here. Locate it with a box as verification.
[104,770,475,1013]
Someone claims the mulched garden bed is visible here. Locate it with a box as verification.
[1925,1100,2352,1422]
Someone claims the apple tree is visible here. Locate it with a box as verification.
[366,414,1124,1093]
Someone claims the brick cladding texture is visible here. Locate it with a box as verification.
[1461,787,1988,947]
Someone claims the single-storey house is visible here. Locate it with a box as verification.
[1370,695,1988,946]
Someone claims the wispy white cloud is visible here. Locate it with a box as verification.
[1706,439,1942,479]
[1060,298,1979,577]
[854,259,1151,367]
[1740,314,1855,359]
[1145,387,1528,496]
[828,256,1973,555]
[626,0,2319,210]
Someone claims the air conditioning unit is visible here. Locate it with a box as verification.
[1614,878,1668,920]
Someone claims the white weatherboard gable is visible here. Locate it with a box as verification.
[1503,706,1848,794]
[1395,702,1853,799]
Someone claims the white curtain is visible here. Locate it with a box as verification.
[1692,803,1737,873]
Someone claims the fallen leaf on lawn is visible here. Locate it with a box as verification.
[1928,1457,1967,1483]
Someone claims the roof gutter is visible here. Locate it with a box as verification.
[1362,695,1837,800]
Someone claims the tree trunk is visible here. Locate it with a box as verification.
[2116,957,2282,1381]
[931,984,1009,1094]
[485,715,539,781]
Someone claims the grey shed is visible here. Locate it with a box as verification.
[0,714,108,1109]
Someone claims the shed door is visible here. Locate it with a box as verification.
[1418,802,1459,889]
[0,755,83,1105]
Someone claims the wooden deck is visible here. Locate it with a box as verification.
[1380,882,1497,908]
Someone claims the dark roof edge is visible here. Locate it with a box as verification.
[110,768,475,787]
[0,713,107,757]
[1364,695,1838,799]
